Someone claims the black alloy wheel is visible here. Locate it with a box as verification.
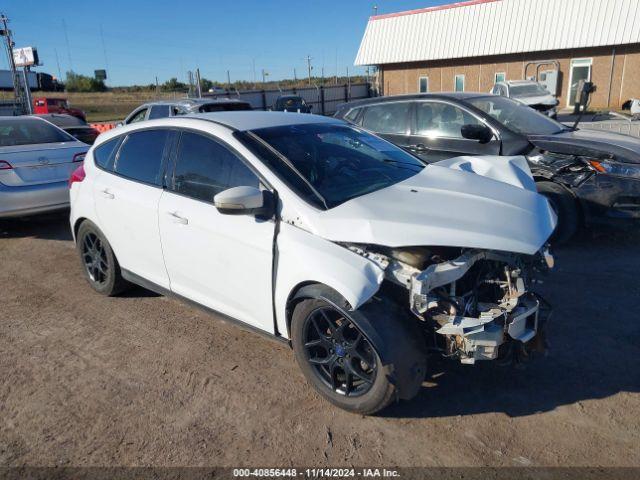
[302,306,377,397]
[81,232,109,285]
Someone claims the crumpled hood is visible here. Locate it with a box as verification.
[529,129,640,164]
[312,161,557,255]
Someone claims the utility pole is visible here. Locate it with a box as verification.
[252,59,256,88]
[99,24,109,85]
[261,69,268,85]
[293,68,297,83]
[195,68,202,98]
[62,19,73,71]
[54,48,62,81]
[0,14,28,115]
[373,5,378,15]
[226,70,231,90]
[305,55,313,86]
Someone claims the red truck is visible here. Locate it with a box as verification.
[33,97,86,121]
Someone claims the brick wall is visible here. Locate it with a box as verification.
[379,45,640,110]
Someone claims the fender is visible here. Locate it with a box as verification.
[274,222,384,338]
[291,284,427,401]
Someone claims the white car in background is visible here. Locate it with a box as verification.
[69,111,556,414]
[491,80,559,118]
[0,116,87,218]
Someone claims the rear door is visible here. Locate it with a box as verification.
[360,101,413,151]
[93,128,174,288]
[408,100,501,163]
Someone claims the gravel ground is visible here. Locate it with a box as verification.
[1,212,639,468]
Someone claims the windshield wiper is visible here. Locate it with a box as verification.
[382,158,424,170]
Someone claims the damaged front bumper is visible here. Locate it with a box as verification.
[409,249,552,364]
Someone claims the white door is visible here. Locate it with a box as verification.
[158,130,275,332]
[567,58,592,107]
[93,129,172,289]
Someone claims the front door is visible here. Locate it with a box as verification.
[408,101,501,163]
[158,130,276,332]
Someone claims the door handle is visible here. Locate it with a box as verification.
[167,211,188,225]
[407,143,428,153]
[100,188,115,199]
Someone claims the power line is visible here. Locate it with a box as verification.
[61,18,73,71]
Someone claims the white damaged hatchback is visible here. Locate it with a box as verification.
[70,112,556,414]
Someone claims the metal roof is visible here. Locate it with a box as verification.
[355,0,640,66]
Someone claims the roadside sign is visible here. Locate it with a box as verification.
[95,69,107,81]
[13,46,38,67]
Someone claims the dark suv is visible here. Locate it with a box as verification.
[335,93,640,241]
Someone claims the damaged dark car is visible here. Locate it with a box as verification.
[335,93,640,241]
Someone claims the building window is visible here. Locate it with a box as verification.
[454,74,465,92]
[495,72,506,83]
[418,76,429,93]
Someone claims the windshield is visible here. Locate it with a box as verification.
[468,96,566,135]
[247,123,424,209]
[509,83,550,97]
[0,118,75,147]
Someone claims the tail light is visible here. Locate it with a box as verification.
[0,160,12,170]
[73,152,87,162]
[69,164,86,188]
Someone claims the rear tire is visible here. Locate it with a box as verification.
[537,181,579,244]
[76,220,129,296]
[291,297,396,415]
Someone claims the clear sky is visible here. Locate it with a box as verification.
[1,0,449,86]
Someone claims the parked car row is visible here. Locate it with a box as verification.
[1,90,638,415]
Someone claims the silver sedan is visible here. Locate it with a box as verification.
[0,116,88,218]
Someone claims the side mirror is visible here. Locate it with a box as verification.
[214,186,274,218]
[461,124,493,144]
[116,122,124,127]
[308,104,313,110]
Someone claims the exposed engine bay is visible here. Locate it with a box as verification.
[344,243,554,364]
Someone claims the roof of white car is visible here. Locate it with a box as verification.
[186,111,342,131]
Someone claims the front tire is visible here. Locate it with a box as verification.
[537,181,579,244]
[291,298,396,415]
[76,220,129,296]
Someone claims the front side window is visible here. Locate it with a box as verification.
[0,118,74,147]
[415,102,483,138]
[114,129,169,185]
[148,105,171,120]
[127,108,148,124]
[93,137,120,170]
[361,102,410,134]
[454,74,465,92]
[172,131,259,203]
[419,76,429,93]
[247,123,424,209]
[468,95,566,135]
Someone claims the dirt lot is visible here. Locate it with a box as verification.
[1,212,639,468]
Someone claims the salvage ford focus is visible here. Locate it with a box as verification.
[70,111,556,414]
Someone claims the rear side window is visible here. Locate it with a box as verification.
[199,102,252,112]
[172,131,259,203]
[148,105,171,120]
[362,102,410,134]
[93,137,120,170]
[114,130,170,186]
